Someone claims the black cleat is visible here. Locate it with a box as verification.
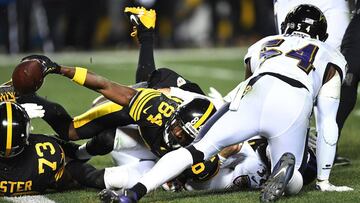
[260,152,295,202]
[99,189,120,203]
[124,7,156,37]
[99,189,138,203]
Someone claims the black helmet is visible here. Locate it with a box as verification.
[0,102,30,158]
[164,98,216,149]
[281,4,328,42]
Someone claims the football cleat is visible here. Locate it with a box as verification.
[260,152,295,202]
[99,189,138,203]
[124,7,156,37]
[316,179,353,192]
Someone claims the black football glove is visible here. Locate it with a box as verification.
[21,55,61,76]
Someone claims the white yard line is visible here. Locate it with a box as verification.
[4,195,55,203]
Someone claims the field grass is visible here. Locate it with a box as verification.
[0,48,359,202]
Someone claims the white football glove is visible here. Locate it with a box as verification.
[208,87,223,100]
[316,180,353,192]
[21,103,45,119]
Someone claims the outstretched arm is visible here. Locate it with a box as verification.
[21,55,137,107]
[58,66,137,106]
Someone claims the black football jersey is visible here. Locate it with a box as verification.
[129,88,220,180]
[0,134,65,196]
[0,83,16,102]
[129,88,182,157]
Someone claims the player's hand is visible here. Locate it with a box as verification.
[20,103,45,119]
[21,55,61,76]
[316,180,353,192]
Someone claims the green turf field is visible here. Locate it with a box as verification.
[0,48,359,202]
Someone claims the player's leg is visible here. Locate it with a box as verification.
[335,14,360,165]
[104,160,156,189]
[65,160,106,189]
[260,78,312,201]
[76,125,144,160]
[107,78,279,202]
[70,100,133,140]
[125,7,156,83]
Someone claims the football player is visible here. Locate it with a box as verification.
[274,0,351,167]
[99,98,268,193]
[336,0,360,166]
[0,101,65,196]
[101,4,352,203]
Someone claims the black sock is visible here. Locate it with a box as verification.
[85,128,116,156]
[336,72,359,135]
[136,31,156,83]
[66,160,105,189]
[130,183,147,199]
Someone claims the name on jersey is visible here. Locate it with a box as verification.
[0,92,16,102]
[0,180,32,193]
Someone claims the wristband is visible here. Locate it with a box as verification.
[72,67,88,85]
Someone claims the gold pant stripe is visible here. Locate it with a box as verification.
[73,101,123,128]
[5,102,12,157]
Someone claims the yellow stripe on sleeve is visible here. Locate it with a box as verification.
[129,89,161,121]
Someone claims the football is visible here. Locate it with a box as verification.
[12,60,44,94]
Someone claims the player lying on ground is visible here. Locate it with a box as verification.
[0,101,105,196]
[94,4,352,203]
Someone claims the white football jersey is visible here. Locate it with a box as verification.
[245,34,347,101]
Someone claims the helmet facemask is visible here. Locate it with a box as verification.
[163,113,198,150]
[163,98,216,150]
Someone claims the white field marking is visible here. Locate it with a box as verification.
[3,195,55,203]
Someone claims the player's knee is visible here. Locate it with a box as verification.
[86,128,116,156]
[186,145,205,164]
[285,169,303,195]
